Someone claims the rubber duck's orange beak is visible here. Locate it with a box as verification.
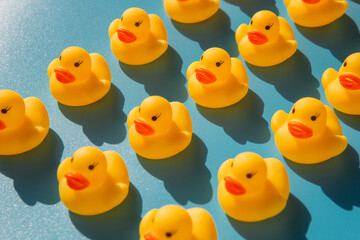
[144,231,158,240]
[65,171,90,190]
[134,119,155,136]
[224,176,246,195]
[117,27,137,43]
[302,0,320,4]
[288,121,313,139]
[195,67,217,84]
[0,120,6,130]
[247,30,268,45]
[54,68,76,84]
[339,73,360,90]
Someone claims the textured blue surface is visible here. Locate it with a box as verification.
[0,0,360,239]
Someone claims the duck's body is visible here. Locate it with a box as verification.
[127,96,192,159]
[48,47,111,106]
[187,48,248,108]
[140,205,217,240]
[109,8,168,65]
[163,0,220,24]
[271,97,347,164]
[0,90,49,155]
[218,152,289,222]
[58,147,129,215]
[236,10,297,67]
[322,53,360,115]
[284,0,348,28]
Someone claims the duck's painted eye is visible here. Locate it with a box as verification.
[74,60,83,67]
[343,61,347,67]
[265,22,274,30]
[121,16,123,21]
[201,55,203,60]
[59,55,62,61]
[70,157,74,163]
[246,171,257,179]
[88,162,99,170]
[1,106,11,114]
[166,232,172,237]
[292,108,295,114]
[311,113,320,121]
[231,161,234,168]
[139,107,141,112]
[135,20,143,27]
[250,20,253,25]
[152,113,161,121]
[216,60,224,67]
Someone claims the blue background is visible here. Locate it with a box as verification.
[0,0,360,239]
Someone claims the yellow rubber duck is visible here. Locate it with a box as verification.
[48,46,111,107]
[109,7,168,65]
[127,96,192,159]
[322,53,360,115]
[271,97,348,164]
[218,152,290,222]
[163,0,220,24]
[284,0,348,28]
[139,205,217,240]
[187,47,249,108]
[0,90,49,155]
[236,10,298,67]
[57,146,129,215]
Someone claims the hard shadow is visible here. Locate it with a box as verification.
[296,14,360,61]
[119,46,188,102]
[247,50,320,103]
[69,183,142,240]
[228,194,311,240]
[334,109,360,131]
[172,9,239,57]
[224,0,279,16]
[137,134,212,205]
[58,85,127,146]
[285,145,360,210]
[0,129,63,205]
[352,0,360,3]
[196,90,271,144]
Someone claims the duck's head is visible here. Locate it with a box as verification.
[194,47,231,84]
[338,52,360,91]
[64,147,107,190]
[223,152,267,196]
[133,96,172,136]
[142,205,193,240]
[247,10,280,45]
[53,47,91,84]
[287,98,327,139]
[0,90,26,131]
[116,8,151,44]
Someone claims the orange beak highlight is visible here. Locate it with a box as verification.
[302,0,320,4]
[247,30,268,45]
[224,176,246,195]
[54,68,76,84]
[195,67,217,84]
[65,172,90,190]
[339,73,360,90]
[288,121,313,139]
[117,27,137,43]
[144,232,158,240]
[134,119,155,136]
[0,120,6,130]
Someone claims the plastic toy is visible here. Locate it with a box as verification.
[187,47,249,108]
[218,152,289,222]
[139,205,217,240]
[48,46,111,106]
[284,0,348,28]
[0,90,49,155]
[163,0,220,24]
[127,96,192,159]
[271,97,348,164]
[235,10,298,67]
[57,146,129,215]
[109,7,168,65]
[322,53,360,115]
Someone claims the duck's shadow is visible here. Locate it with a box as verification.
[296,14,360,61]
[335,110,360,131]
[224,0,279,16]
[137,134,212,205]
[196,90,271,144]
[228,194,311,240]
[285,145,360,210]
[247,50,320,103]
[119,46,188,102]
[0,129,63,205]
[69,183,142,240]
[58,85,127,146]
[172,9,239,56]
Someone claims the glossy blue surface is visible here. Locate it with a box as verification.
[0,0,360,239]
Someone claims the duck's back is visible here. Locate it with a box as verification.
[188,208,217,240]
[171,102,192,134]
[149,14,168,42]
[265,158,290,200]
[90,53,111,83]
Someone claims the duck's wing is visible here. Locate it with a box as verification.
[139,209,158,236]
[325,105,344,135]
[104,151,129,186]
[186,61,199,79]
[218,159,233,182]
[271,110,288,134]
[235,24,249,44]
[90,53,111,84]
[149,14,168,42]
[265,158,290,200]
[24,97,49,131]
[57,157,72,182]
[188,208,217,240]
[47,58,59,78]
[127,106,140,129]
[171,102,192,133]
[322,68,338,89]
[108,18,120,38]
[279,17,295,41]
